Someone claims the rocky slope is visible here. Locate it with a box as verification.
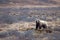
[0,7,60,40]
[0,0,60,7]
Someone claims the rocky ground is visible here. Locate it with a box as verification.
[0,22,60,40]
[0,7,60,40]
